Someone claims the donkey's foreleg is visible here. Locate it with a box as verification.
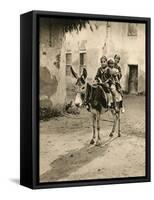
[96,112,101,146]
[90,113,96,145]
[109,110,119,137]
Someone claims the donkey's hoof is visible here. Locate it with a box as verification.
[90,139,95,145]
[118,133,121,137]
[109,132,114,137]
[95,139,101,146]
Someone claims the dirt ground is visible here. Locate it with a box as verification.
[39,95,145,182]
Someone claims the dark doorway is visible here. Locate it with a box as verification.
[128,65,138,94]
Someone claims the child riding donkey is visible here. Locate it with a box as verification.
[87,55,124,113]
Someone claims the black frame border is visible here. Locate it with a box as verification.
[20,10,151,189]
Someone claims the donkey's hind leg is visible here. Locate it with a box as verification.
[109,110,119,137]
[118,112,121,137]
[90,112,96,145]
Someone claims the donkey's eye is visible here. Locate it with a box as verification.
[82,86,85,90]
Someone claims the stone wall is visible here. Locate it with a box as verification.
[39,18,66,106]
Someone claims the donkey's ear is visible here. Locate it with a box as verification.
[70,66,78,79]
[82,68,87,79]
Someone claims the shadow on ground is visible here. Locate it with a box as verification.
[40,136,118,182]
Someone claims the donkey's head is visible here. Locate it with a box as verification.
[70,66,87,107]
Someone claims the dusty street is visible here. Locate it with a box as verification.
[40,95,145,182]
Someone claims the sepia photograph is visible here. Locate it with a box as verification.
[39,16,148,183]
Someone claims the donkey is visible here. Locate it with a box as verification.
[70,66,123,146]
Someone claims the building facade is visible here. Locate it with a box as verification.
[65,21,145,95]
[40,19,146,107]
